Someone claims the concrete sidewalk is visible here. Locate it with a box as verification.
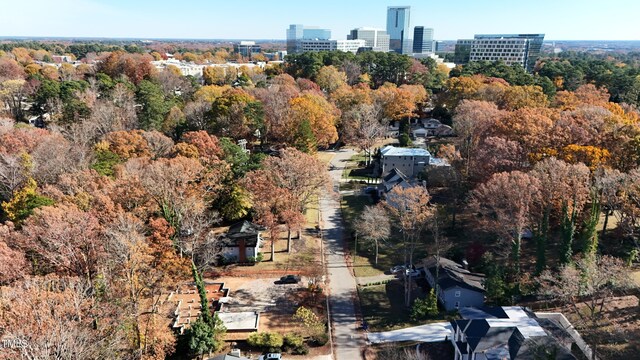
[366,322,453,344]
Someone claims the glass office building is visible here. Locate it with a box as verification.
[386,6,412,54]
[413,26,434,53]
[286,24,332,53]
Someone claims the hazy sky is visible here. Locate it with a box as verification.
[0,0,638,41]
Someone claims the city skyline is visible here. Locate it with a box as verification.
[0,0,638,41]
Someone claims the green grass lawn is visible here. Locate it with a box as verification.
[359,282,412,331]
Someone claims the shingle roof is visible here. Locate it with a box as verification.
[423,256,485,292]
[227,221,264,237]
[221,221,264,247]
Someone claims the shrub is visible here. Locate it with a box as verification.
[310,332,329,346]
[283,333,308,355]
[256,252,264,262]
[410,288,438,321]
[247,332,283,352]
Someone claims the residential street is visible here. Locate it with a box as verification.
[320,149,364,360]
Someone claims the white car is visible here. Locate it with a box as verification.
[258,354,282,360]
[390,264,408,274]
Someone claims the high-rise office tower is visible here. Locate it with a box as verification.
[348,27,390,52]
[413,26,434,53]
[386,6,412,54]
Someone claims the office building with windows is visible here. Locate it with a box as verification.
[234,41,261,58]
[286,24,332,53]
[386,6,412,54]
[413,26,434,53]
[348,27,390,52]
[298,39,366,54]
[454,34,545,71]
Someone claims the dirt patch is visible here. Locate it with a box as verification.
[545,295,640,360]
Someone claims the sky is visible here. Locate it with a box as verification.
[0,0,638,41]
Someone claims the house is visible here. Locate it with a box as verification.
[220,221,264,263]
[168,282,260,338]
[169,282,230,334]
[377,168,413,198]
[423,256,485,311]
[380,146,432,178]
[451,306,576,360]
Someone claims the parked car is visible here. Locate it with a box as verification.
[390,265,408,274]
[277,275,300,284]
[258,354,282,360]
[362,186,376,194]
[404,268,422,278]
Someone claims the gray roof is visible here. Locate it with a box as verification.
[380,145,431,157]
[453,307,577,360]
[423,256,485,292]
[221,221,264,247]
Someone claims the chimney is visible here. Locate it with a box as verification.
[461,259,469,270]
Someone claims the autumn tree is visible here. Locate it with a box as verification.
[355,205,391,265]
[208,88,264,140]
[0,276,120,359]
[315,65,348,94]
[452,100,504,178]
[0,79,28,121]
[471,171,541,280]
[383,186,433,306]
[289,92,339,149]
[19,204,103,281]
[531,158,590,271]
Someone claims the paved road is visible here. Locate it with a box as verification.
[366,322,453,344]
[320,149,364,360]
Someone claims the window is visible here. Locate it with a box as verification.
[455,291,461,297]
[455,301,460,308]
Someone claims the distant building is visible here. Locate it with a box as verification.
[348,27,390,52]
[234,41,261,58]
[298,39,367,54]
[386,6,412,54]
[413,26,434,53]
[454,34,545,71]
[264,50,287,61]
[286,24,331,53]
[454,39,473,64]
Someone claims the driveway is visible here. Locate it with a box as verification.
[366,322,453,344]
[320,149,364,360]
[221,277,302,314]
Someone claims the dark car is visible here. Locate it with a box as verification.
[277,275,301,284]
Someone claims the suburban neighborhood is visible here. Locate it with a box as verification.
[1,2,640,360]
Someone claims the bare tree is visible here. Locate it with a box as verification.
[383,186,433,307]
[538,255,633,359]
[355,204,391,265]
[342,103,386,165]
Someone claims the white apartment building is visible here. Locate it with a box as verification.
[348,27,390,52]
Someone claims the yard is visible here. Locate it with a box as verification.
[540,295,640,360]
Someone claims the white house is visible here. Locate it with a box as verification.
[220,221,264,263]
